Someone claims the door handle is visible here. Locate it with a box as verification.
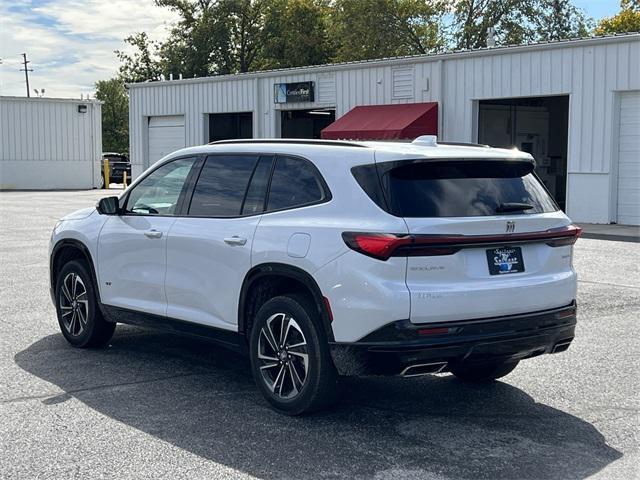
[144,229,163,239]
[224,236,247,246]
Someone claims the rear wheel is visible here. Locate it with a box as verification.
[55,260,115,348]
[451,360,519,382]
[249,295,338,415]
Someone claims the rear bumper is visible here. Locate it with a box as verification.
[329,302,577,376]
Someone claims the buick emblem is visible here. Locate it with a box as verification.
[506,221,516,233]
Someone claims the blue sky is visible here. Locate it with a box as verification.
[0,0,177,98]
[0,0,624,98]
[574,0,621,19]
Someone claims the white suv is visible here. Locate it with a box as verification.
[49,137,580,414]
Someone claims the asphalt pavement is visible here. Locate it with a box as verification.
[0,190,638,480]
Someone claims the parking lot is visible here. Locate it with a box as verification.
[0,189,638,480]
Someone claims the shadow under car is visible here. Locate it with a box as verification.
[15,327,622,479]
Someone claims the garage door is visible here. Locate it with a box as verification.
[617,92,640,226]
[148,115,185,165]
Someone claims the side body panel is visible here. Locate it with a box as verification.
[165,216,261,330]
[252,147,411,343]
[97,215,177,316]
[313,252,411,343]
[49,209,107,302]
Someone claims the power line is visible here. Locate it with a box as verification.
[20,53,33,98]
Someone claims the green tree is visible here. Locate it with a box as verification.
[95,78,129,154]
[115,32,162,83]
[115,0,603,82]
[330,0,447,62]
[167,0,272,74]
[532,0,592,41]
[595,0,640,35]
[152,0,220,77]
[130,0,272,77]
[454,0,592,49]
[220,0,270,72]
[260,0,334,69]
[453,0,538,49]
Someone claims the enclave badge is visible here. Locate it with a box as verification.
[506,221,516,233]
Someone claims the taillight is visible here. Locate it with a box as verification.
[341,232,412,260]
[418,327,449,336]
[545,224,582,247]
[342,232,458,260]
[343,224,583,261]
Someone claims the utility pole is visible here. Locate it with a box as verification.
[20,53,33,98]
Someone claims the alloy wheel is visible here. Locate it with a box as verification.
[258,313,309,399]
[59,272,89,337]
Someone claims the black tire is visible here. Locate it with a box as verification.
[100,172,106,189]
[451,360,519,382]
[249,294,338,415]
[55,260,115,348]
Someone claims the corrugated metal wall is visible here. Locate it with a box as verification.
[129,35,640,222]
[440,39,640,174]
[0,97,102,189]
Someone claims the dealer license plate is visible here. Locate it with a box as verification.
[486,246,525,275]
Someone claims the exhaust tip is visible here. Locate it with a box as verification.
[552,339,572,353]
[400,362,447,377]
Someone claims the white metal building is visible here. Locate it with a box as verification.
[128,34,640,225]
[0,96,102,189]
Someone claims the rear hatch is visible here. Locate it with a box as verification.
[352,157,579,324]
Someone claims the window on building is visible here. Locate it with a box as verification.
[209,113,253,142]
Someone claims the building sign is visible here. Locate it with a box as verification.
[274,82,315,104]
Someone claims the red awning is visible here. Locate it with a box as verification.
[321,102,438,140]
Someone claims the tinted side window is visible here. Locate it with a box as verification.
[125,157,196,215]
[267,156,325,211]
[188,155,258,216]
[242,156,273,215]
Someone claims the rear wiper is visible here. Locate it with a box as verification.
[496,202,534,213]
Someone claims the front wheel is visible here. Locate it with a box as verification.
[450,360,519,382]
[249,295,338,415]
[55,260,115,348]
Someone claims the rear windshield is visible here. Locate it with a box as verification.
[353,159,558,218]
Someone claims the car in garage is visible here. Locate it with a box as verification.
[101,152,131,188]
[49,137,581,414]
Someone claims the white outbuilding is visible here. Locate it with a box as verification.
[128,34,640,225]
[0,96,102,189]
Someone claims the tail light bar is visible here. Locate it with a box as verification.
[341,232,414,260]
[342,225,582,261]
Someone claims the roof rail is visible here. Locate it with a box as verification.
[208,138,368,148]
[438,141,491,148]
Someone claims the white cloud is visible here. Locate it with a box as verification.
[34,0,176,40]
[0,0,178,98]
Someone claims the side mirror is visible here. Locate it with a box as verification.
[97,196,120,215]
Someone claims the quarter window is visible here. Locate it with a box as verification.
[188,155,258,216]
[125,157,196,215]
[267,156,325,211]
